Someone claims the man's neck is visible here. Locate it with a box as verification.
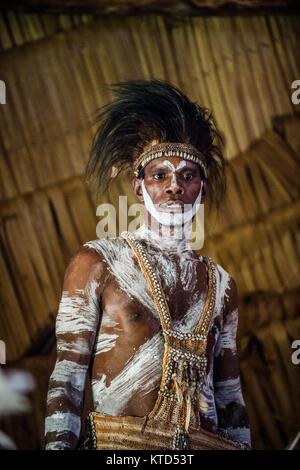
[132,222,193,254]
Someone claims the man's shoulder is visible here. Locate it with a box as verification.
[65,236,128,280]
[208,258,239,308]
[83,235,127,251]
[81,236,129,262]
[205,256,236,288]
[211,258,231,278]
[66,243,105,272]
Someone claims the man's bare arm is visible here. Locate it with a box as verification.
[213,276,252,448]
[45,247,106,450]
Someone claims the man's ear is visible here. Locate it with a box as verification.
[131,178,144,202]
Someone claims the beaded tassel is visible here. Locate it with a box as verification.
[172,428,191,450]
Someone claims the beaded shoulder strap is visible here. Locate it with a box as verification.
[193,255,217,337]
[121,230,216,336]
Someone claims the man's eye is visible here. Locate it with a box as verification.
[183,173,193,181]
[153,173,165,180]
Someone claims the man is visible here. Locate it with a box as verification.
[45,80,251,450]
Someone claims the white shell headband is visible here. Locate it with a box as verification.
[133,142,207,179]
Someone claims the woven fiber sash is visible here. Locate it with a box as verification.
[86,412,241,450]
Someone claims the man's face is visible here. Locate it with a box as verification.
[133,156,205,212]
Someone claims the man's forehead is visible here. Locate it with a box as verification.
[145,157,199,171]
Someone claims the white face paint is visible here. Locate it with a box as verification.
[141,159,203,227]
[162,160,187,188]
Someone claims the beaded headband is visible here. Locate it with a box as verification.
[133,142,207,179]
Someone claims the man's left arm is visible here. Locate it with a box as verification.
[213,276,252,449]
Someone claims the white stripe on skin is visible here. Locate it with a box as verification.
[161,160,187,187]
[56,337,91,355]
[176,291,206,332]
[214,266,231,317]
[200,366,218,422]
[179,254,199,292]
[45,441,72,450]
[56,309,96,334]
[148,247,177,293]
[93,332,119,355]
[56,282,99,335]
[102,300,128,331]
[101,315,119,327]
[214,308,238,356]
[45,412,81,436]
[92,332,164,415]
[93,307,122,355]
[47,385,82,407]
[145,243,199,294]
[48,360,87,392]
[214,377,246,408]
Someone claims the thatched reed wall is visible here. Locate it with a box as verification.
[0,10,299,449]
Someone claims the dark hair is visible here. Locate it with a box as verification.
[86,79,226,209]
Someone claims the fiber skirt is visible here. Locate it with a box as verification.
[83,412,242,450]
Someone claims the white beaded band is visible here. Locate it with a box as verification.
[133,142,207,179]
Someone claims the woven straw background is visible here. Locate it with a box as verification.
[0,10,299,449]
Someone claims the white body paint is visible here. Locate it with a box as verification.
[56,283,99,335]
[47,385,82,407]
[92,333,164,414]
[45,166,251,448]
[214,377,245,408]
[45,412,81,435]
[46,280,101,449]
[92,291,208,415]
[54,337,91,355]
[101,314,119,328]
[215,308,238,353]
[93,332,119,355]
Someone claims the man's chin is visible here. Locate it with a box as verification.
[158,208,185,214]
[156,219,186,229]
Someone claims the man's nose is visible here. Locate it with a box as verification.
[165,179,184,195]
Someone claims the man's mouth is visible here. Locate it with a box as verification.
[159,200,185,212]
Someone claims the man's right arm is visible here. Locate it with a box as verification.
[45,247,106,450]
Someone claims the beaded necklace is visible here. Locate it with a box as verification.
[121,231,217,450]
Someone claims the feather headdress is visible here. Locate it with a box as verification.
[86,79,226,208]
